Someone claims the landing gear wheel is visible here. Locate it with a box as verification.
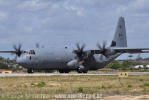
[64,70,70,73]
[27,68,34,73]
[45,70,53,73]
[59,70,64,73]
[82,70,88,73]
[77,70,88,73]
[77,69,88,73]
[77,71,82,73]
[77,66,88,73]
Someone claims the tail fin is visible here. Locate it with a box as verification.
[111,17,127,47]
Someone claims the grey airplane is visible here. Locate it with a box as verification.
[1,17,149,73]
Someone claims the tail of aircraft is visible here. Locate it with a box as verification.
[111,17,127,47]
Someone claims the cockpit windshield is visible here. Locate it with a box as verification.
[25,50,35,56]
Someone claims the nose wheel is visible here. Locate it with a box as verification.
[27,68,34,73]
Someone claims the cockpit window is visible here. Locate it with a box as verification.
[26,50,35,55]
[30,50,35,54]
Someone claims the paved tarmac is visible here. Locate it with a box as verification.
[0,72,149,77]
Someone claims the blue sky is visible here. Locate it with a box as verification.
[0,0,149,59]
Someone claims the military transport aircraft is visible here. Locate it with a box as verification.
[0,17,149,73]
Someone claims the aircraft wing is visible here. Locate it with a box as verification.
[90,48,149,54]
[0,51,16,54]
[113,48,149,53]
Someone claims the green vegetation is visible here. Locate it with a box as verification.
[127,85,132,88]
[98,85,106,90]
[0,63,9,69]
[0,56,16,69]
[0,57,9,69]
[105,56,149,70]
[106,60,139,70]
[144,83,149,87]
[0,56,25,72]
[139,79,144,82]
[31,82,46,87]
[77,87,84,93]
[122,60,137,68]
[106,61,123,69]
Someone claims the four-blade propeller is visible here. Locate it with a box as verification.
[73,43,86,60]
[97,41,110,57]
[13,44,26,57]
[97,41,107,54]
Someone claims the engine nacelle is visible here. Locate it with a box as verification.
[104,48,116,57]
[67,59,78,68]
[67,60,89,73]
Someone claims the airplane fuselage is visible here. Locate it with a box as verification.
[17,47,120,72]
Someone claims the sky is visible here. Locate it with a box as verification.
[0,0,149,59]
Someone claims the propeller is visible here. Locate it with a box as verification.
[12,44,25,57]
[97,41,108,56]
[73,43,90,73]
[97,41,116,58]
[73,43,86,60]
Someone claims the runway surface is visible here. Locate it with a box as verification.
[0,72,149,77]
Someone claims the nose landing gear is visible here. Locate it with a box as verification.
[27,68,34,73]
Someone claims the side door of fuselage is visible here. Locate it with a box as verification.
[61,46,69,69]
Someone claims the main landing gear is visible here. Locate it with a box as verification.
[77,70,88,73]
[77,65,88,73]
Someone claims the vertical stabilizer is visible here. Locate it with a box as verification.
[111,17,127,47]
